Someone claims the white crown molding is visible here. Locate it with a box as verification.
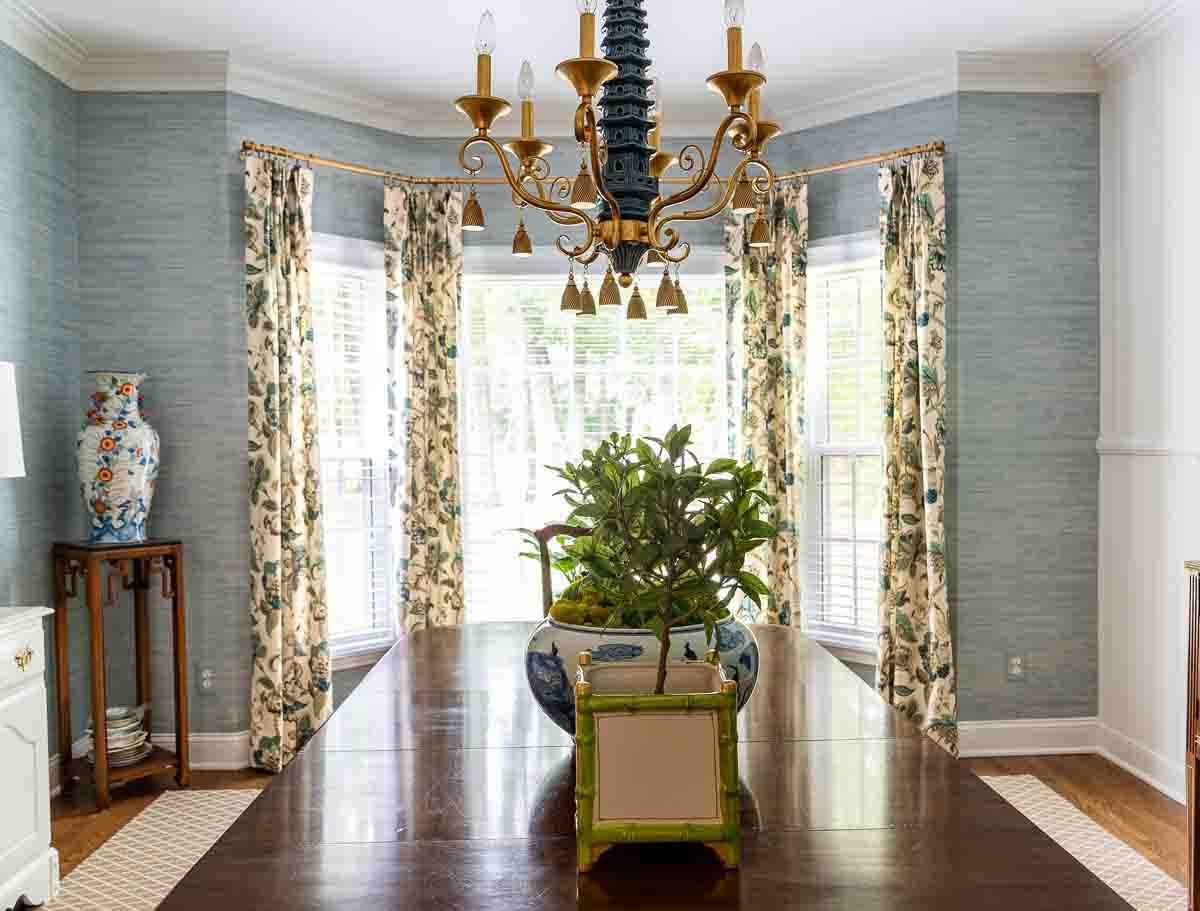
[956,52,1103,93]
[1094,1,1182,68]
[773,66,957,133]
[77,51,228,91]
[0,0,84,86]
[228,59,422,134]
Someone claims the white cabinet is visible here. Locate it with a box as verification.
[0,607,58,911]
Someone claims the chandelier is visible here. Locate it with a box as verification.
[453,0,778,318]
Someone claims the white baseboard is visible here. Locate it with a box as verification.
[1096,723,1186,805]
[959,716,1186,805]
[49,729,252,795]
[151,731,251,770]
[959,716,1101,757]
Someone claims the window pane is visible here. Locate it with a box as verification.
[461,277,728,623]
[807,256,884,642]
[312,244,395,652]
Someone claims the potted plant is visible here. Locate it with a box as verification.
[522,425,777,732]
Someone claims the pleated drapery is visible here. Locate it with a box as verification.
[724,183,809,626]
[244,158,331,772]
[383,186,466,633]
[876,154,957,754]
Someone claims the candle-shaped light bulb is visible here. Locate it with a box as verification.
[475,9,497,54]
[577,0,597,56]
[748,42,765,74]
[518,60,535,101]
[724,0,746,71]
[723,0,746,29]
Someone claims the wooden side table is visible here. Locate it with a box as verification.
[52,539,190,810]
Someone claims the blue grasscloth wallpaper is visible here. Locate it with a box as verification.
[0,42,91,743]
[781,93,1099,720]
[954,93,1100,720]
[0,35,1099,747]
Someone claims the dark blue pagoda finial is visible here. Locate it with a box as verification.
[597,0,657,273]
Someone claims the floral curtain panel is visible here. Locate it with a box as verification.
[383,186,466,633]
[724,183,809,626]
[244,158,331,772]
[876,155,957,755]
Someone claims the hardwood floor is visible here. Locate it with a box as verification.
[964,754,1188,885]
[51,769,272,877]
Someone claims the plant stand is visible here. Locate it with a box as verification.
[52,539,190,810]
[573,648,740,873]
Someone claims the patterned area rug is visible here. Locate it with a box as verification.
[982,775,1186,911]
[49,790,260,910]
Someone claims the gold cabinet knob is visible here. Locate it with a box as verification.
[14,646,33,671]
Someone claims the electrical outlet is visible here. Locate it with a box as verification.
[1006,653,1027,682]
[200,668,215,691]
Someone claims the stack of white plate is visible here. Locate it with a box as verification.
[86,706,151,768]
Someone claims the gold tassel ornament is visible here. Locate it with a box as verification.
[561,271,581,311]
[512,217,532,257]
[570,159,598,210]
[599,265,621,307]
[670,275,688,314]
[626,284,647,320]
[656,268,675,308]
[462,187,486,232]
[578,279,597,315]
[749,205,771,247]
[731,174,757,216]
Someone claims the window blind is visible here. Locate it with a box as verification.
[311,249,396,655]
[804,257,884,648]
[460,275,729,623]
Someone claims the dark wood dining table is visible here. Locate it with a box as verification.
[159,623,1129,909]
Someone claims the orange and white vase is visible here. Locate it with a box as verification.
[76,371,160,544]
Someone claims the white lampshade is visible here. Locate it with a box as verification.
[0,362,26,479]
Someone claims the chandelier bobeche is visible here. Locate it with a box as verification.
[454,0,778,318]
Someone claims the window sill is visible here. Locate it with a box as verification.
[332,641,394,670]
[806,626,877,667]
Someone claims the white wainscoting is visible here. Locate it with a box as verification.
[1090,1,1199,813]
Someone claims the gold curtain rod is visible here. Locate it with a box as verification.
[239,139,945,186]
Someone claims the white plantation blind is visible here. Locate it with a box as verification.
[804,254,884,649]
[311,236,396,656]
[460,274,729,623]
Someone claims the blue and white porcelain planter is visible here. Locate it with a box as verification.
[76,371,160,544]
[525,613,760,734]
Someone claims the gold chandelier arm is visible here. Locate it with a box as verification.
[529,175,587,226]
[658,240,691,265]
[459,134,597,257]
[647,111,750,229]
[674,143,708,187]
[650,156,754,250]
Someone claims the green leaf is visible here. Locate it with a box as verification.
[743,519,778,539]
[705,458,737,475]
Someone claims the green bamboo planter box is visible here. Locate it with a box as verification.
[573,648,740,873]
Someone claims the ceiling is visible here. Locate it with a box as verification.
[20,0,1161,134]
